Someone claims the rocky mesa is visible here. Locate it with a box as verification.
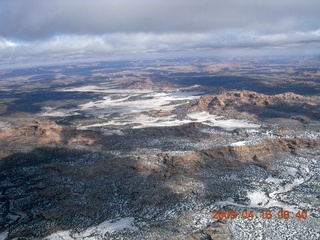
[189,90,320,121]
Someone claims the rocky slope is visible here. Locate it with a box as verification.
[0,120,100,159]
[0,117,319,239]
[154,137,320,182]
[188,90,320,122]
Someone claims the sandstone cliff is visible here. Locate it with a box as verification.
[0,120,99,159]
[189,90,320,121]
[155,137,320,180]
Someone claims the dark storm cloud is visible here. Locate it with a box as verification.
[1,0,320,39]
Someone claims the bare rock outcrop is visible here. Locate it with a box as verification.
[0,120,63,157]
[148,109,172,117]
[0,120,99,159]
[155,137,320,180]
[189,90,320,121]
[200,138,320,163]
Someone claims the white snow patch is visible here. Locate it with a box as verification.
[207,119,260,131]
[214,198,246,208]
[0,231,9,240]
[187,111,219,121]
[286,167,298,177]
[43,217,137,240]
[43,230,73,240]
[79,91,201,115]
[40,107,79,117]
[131,114,190,129]
[101,129,125,136]
[61,85,152,94]
[231,141,249,147]
[0,121,11,130]
[78,111,260,131]
[75,217,137,238]
[77,122,114,130]
[266,176,283,185]
[229,173,241,181]
[245,129,260,134]
[247,190,269,207]
[187,112,260,130]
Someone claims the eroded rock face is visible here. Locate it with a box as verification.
[201,138,320,162]
[0,120,62,158]
[189,90,320,121]
[155,137,320,181]
[148,109,172,117]
[0,120,62,138]
[0,120,100,159]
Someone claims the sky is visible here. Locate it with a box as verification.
[1,0,320,66]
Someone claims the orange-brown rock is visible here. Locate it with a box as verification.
[0,120,62,146]
[273,127,291,137]
[148,109,172,117]
[67,134,95,146]
[156,137,320,180]
[201,138,319,162]
[0,120,99,159]
[195,95,216,111]
[188,90,320,121]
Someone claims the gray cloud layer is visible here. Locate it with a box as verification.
[2,0,320,38]
[1,0,320,65]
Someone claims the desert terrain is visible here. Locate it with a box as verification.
[0,57,319,239]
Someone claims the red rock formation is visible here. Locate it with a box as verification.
[188,90,319,121]
[155,137,320,179]
[0,120,99,159]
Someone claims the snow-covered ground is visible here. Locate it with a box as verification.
[211,154,320,239]
[78,91,201,115]
[40,107,80,117]
[42,85,261,132]
[0,231,8,240]
[77,111,260,131]
[0,121,11,130]
[231,141,250,146]
[43,217,137,240]
[33,84,319,239]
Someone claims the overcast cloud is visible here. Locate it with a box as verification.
[1,0,320,65]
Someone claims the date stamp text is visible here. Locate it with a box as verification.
[212,209,308,220]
